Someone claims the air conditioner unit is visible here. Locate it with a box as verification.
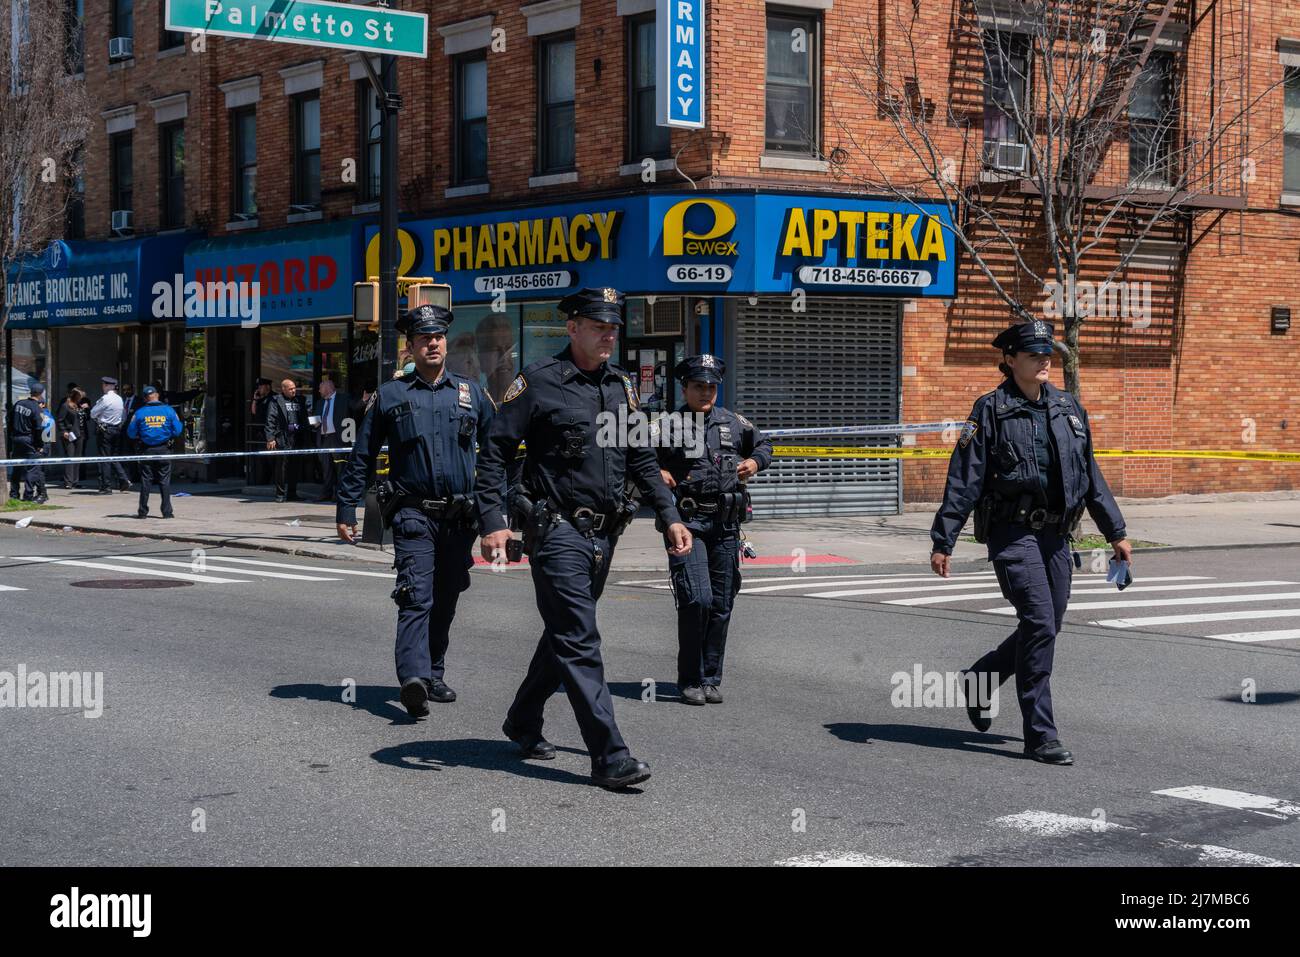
[982,140,1027,173]
[108,36,133,61]
[645,299,683,336]
[111,210,133,233]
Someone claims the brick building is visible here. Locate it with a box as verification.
[6,0,1299,513]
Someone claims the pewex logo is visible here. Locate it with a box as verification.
[662,198,739,257]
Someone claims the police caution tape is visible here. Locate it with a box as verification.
[771,446,1300,462]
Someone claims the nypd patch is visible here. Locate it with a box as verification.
[458,381,473,409]
[621,374,639,411]
[736,413,754,429]
[959,419,979,448]
[503,374,527,403]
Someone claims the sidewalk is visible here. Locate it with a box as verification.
[4,483,1300,571]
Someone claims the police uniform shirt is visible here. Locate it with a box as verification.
[476,345,682,534]
[336,370,494,526]
[657,405,773,499]
[251,394,271,424]
[1019,386,1065,512]
[11,397,45,446]
[90,390,124,427]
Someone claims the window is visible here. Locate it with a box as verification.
[65,0,84,73]
[1285,68,1300,193]
[1129,52,1175,186]
[765,11,819,155]
[161,122,185,229]
[292,93,321,208]
[455,53,488,183]
[110,132,132,213]
[627,14,669,161]
[111,0,132,37]
[65,147,85,239]
[537,34,575,174]
[160,7,185,50]
[984,34,1029,147]
[231,107,257,217]
[356,82,381,202]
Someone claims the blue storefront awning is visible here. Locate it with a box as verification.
[3,233,201,329]
[183,220,362,328]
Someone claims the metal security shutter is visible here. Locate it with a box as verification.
[732,297,901,516]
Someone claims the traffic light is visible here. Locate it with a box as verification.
[353,281,379,328]
[407,283,451,310]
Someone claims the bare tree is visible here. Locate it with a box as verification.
[828,0,1276,395]
[1,0,91,489]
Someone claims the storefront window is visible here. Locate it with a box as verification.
[260,324,313,394]
[6,330,49,404]
[446,306,520,401]
[522,302,570,369]
[181,331,207,452]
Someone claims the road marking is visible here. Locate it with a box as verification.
[1205,628,1300,643]
[887,576,1215,606]
[984,590,1300,614]
[776,852,927,867]
[117,556,342,582]
[1154,786,1300,821]
[14,556,250,584]
[193,555,395,578]
[1092,608,1300,628]
[617,571,999,587]
[0,584,27,592]
[765,580,1002,596]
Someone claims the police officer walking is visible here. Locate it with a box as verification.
[8,383,48,503]
[476,287,692,790]
[337,304,495,719]
[657,354,772,705]
[930,320,1131,766]
[126,386,184,519]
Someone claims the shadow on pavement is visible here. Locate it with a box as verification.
[825,721,1025,759]
[608,680,685,703]
[270,682,410,724]
[1216,691,1300,706]
[371,739,618,789]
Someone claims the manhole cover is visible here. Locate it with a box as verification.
[70,579,193,589]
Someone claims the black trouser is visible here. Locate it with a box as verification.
[96,426,130,489]
[507,520,630,775]
[273,443,301,499]
[390,507,475,684]
[137,452,173,517]
[317,431,339,499]
[8,438,44,499]
[669,515,742,688]
[59,433,84,486]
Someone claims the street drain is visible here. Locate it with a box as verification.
[70,579,193,589]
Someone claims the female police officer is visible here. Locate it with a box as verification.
[929,320,1131,766]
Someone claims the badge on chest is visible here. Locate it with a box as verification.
[718,425,735,449]
[621,374,639,411]
[1067,414,1086,437]
[458,381,473,410]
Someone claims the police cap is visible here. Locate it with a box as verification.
[101,376,118,386]
[992,320,1055,355]
[675,353,725,384]
[399,303,454,337]
[141,385,159,397]
[29,382,45,396]
[558,287,625,325]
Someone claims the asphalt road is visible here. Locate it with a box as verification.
[1,525,1298,866]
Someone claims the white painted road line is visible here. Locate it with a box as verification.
[14,556,250,585]
[193,555,396,578]
[117,555,342,582]
[1205,628,1300,643]
[776,852,928,867]
[984,590,1300,614]
[1092,608,1300,628]
[0,584,27,592]
[618,571,1000,587]
[888,577,1219,606]
[1154,786,1300,821]
[772,580,1004,597]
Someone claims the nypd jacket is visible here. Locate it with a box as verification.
[126,401,184,447]
[930,380,1126,554]
[656,404,773,500]
[336,370,495,526]
[475,345,682,535]
[10,397,45,449]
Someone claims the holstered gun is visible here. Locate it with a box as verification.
[375,480,402,530]
[972,495,994,544]
[610,480,641,538]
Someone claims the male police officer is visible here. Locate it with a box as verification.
[90,376,131,494]
[657,355,772,705]
[9,383,48,503]
[126,386,184,519]
[337,304,496,719]
[930,320,1130,765]
[476,287,692,790]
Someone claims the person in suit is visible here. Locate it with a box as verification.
[57,387,86,488]
[119,384,140,483]
[314,378,351,501]
[265,379,308,503]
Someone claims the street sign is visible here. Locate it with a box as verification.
[656,0,705,129]
[166,0,429,58]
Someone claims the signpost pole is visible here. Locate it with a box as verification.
[378,52,400,384]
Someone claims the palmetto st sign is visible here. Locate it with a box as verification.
[165,0,429,58]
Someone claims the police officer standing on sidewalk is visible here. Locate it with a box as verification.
[930,320,1131,766]
[90,376,131,494]
[8,383,48,503]
[126,386,184,519]
[476,287,692,791]
[336,304,496,719]
[657,354,772,706]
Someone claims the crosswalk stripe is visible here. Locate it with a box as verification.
[760,579,1001,596]
[196,555,395,578]
[0,584,27,592]
[14,556,250,584]
[1093,608,1300,628]
[776,852,927,867]
[117,556,342,582]
[889,579,1274,608]
[1205,628,1300,643]
[1154,787,1300,820]
[983,590,1300,614]
[618,571,999,587]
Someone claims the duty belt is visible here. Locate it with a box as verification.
[567,506,619,536]
[992,499,1073,532]
[394,494,476,526]
[396,494,454,515]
